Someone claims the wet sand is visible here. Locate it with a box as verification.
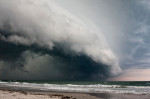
[90,93,150,99]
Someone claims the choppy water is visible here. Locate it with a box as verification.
[0,81,150,94]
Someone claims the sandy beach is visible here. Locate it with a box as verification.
[0,89,100,99]
[0,88,150,99]
[0,83,150,99]
[0,89,58,99]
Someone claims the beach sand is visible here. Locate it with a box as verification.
[0,89,59,99]
[0,88,150,99]
[90,93,150,99]
[0,89,101,99]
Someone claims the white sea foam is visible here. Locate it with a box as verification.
[0,81,150,94]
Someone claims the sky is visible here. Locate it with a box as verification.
[0,0,150,81]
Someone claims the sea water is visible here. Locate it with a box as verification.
[0,81,150,94]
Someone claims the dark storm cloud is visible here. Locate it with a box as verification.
[0,0,121,80]
[0,40,110,80]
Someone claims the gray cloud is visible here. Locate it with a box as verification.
[121,1,150,69]
[0,0,121,80]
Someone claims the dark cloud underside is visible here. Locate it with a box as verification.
[0,38,110,81]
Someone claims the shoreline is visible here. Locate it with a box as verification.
[0,87,150,99]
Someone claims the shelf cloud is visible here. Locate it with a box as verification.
[0,0,121,80]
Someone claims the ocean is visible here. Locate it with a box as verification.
[0,80,150,95]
